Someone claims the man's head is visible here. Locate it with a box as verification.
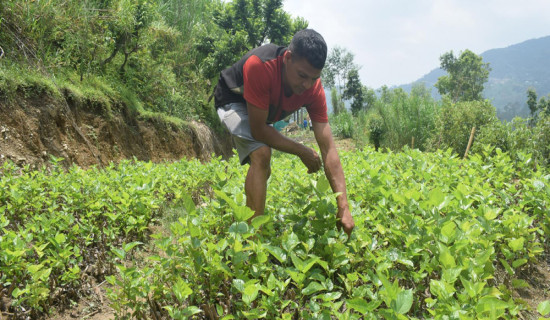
[283,29,327,96]
[288,29,327,70]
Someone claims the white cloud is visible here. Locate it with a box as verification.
[282,0,550,88]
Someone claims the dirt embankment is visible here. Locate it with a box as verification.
[0,92,233,169]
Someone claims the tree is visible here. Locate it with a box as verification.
[196,0,307,80]
[322,46,357,95]
[362,87,376,112]
[330,87,344,115]
[101,0,155,73]
[343,68,363,116]
[527,88,538,116]
[435,49,491,103]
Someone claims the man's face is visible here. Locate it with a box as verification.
[283,51,322,96]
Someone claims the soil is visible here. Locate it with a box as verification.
[0,92,233,170]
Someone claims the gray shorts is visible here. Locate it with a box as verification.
[217,102,269,165]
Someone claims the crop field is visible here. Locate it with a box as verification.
[1,147,550,319]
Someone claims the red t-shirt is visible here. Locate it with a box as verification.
[214,44,328,123]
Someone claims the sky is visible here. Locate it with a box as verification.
[282,0,550,89]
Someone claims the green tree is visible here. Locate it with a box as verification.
[330,87,344,115]
[435,49,491,102]
[101,0,155,73]
[343,68,363,116]
[362,87,376,112]
[527,88,538,116]
[322,46,357,96]
[197,0,307,81]
[538,95,550,116]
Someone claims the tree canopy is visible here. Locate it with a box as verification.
[435,49,491,103]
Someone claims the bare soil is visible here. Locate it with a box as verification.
[0,92,232,170]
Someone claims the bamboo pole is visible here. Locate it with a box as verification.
[411,137,415,149]
[463,127,476,159]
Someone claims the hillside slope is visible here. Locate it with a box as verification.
[0,92,232,169]
[400,35,550,120]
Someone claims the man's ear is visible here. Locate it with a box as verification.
[283,50,292,64]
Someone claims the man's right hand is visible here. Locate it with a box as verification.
[299,146,322,173]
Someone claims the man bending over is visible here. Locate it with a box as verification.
[214,29,355,237]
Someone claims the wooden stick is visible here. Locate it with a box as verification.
[411,136,415,149]
[463,127,476,159]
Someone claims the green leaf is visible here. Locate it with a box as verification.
[537,300,550,316]
[283,232,300,252]
[112,247,125,260]
[173,278,193,302]
[347,298,376,314]
[251,214,270,229]
[317,291,342,301]
[12,288,27,298]
[427,189,447,209]
[266,273,279,291]
[214,190,237,209]
[430,279,455,300]
[123,241,143,252]
[302,281,325,296]
[442,267,462,285]
[229,221,249,234]
[234,205,254,222]
[440,220,457,244]
[182,306,202,317]
[512,258,527,268]
[393,289,413,314]
[264,245,287,263]
[438,243,456,269]
[290,253,305,271]
[241,308,267,319]
[188,217,201,237]
[508,237,524,252]
[511,279,529,289]
[55,232,66,245]
[27,264,44,274]
[475,297,509,314]
[484,208,498,220]
[314,175,330,194]
[243,284,259,305]
[233,279,245,292]
[499,258,515,275]
[182,194,196,215]
[33,267,52,282]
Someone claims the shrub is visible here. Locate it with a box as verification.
[428,99,497,155]
[329,110,355,139]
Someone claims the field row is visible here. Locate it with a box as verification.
[1,147,550,319]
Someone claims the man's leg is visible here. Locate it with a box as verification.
[245,146,272,220]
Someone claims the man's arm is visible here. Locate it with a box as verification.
[247,102,322,173]
[312,121,355,236]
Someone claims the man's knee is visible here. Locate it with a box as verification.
[250,146,271,174]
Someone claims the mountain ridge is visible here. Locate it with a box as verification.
[398,35,550,120]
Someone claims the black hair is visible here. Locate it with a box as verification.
[288,29,327,70]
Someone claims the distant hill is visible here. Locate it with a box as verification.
[398,35,550,121]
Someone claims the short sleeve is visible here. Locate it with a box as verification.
[243,56,270,110]
[306,80,329,123]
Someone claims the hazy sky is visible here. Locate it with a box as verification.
[282,0,550,89]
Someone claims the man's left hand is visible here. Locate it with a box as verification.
[337,206,355,238]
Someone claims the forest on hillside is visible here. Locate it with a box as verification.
[0,0,549,164]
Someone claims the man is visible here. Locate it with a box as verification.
[214,29,355,237]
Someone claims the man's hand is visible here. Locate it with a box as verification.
[337,206,355,238]
[299,146,322,173]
